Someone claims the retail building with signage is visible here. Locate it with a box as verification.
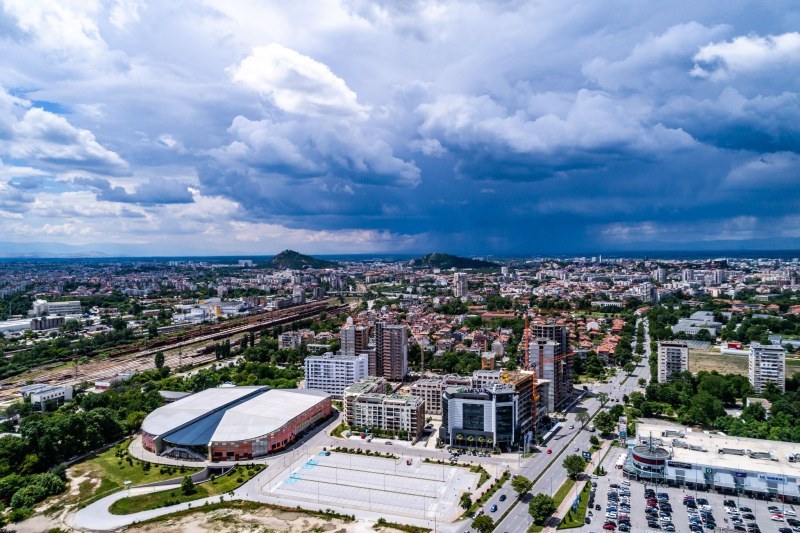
[625,422,800,501]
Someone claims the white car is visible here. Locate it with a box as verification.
[787,509,798,517]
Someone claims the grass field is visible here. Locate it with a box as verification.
[108,464,264,515]
[67,440,200,508]
[689,349,748,376]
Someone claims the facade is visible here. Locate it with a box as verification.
[440,384,518,450]
[373,322,408,381]
[21,384,73,410]
[340,323,369,357]
[141,386,332,461]
[279,331,301,349]
[304,352,368,398]
[343,376,387,422]
[528,337,573,413]
[470,369,547,444]
[30,315,66,331]
[453,272,468,298]
[626,423,800,502]
[31,299,81,316]
[530,323,569,355]
[749,342,786,393]
[347,392,425,439]
[657,340,689,383]
[409,375,471,416]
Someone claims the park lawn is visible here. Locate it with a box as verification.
[109,464,264,515]
[68,440,200,507]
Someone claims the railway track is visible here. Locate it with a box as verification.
[0,300,347,404]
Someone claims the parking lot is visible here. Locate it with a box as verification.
[262,451,479,522]
[590,446,800,533]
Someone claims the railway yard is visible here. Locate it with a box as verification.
[0,300,346,406]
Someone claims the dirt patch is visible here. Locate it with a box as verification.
[126,505,375,533]
[689,349,748,376]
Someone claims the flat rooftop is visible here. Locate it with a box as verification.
[637,422,800,477]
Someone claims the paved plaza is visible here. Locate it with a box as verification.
[263,451,479,522]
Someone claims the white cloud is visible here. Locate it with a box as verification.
[7,107,128,173]
[583,22,729,90]
[231,43,369,118]
[418,89,695,158]
[109,0,144,31]
[3,0,107,59]
[692,32,800,79]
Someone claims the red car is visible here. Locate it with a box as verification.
[603,523,616,530]
[546,449,552,454]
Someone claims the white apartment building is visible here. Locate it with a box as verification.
[346,393,425,439]
[657,340,689,383]
[749,342,786,393]
[304,352,368,398]
[410,375,471,416]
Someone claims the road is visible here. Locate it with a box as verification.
[493,317,652,532]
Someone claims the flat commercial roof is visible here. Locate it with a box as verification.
[141,386,267,436]
[210,388,330,443]
[637,422,800,478]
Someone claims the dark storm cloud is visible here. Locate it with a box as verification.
[1,0,800,253]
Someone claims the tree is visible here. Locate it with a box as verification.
[575,412,590,427]
[638,378,647,387]
[529,493,556,525]
[154,351,165,371]
[511,475,533,496]
[594,410,615,436]
[589,435,600,446]
[472,515,494,533]
[563,454,586,479]
[460,492,472,510]
[597,392,609,405]
[181,475,195,496]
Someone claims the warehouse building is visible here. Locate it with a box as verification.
[141,386,331,461]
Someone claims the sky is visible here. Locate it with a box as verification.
[0,0,799,256]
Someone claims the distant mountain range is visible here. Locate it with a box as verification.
[265,250,338,269]
[409,252,499,269]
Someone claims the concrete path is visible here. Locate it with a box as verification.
[69,483,223,531]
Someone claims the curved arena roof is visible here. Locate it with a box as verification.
[210,388,330,443]
[141,386,267,437]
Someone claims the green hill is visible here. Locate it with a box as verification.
[409,252,499,269]
[266,250,338,269]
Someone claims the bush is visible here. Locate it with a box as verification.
[11,485,47,508]
[31,473,66,496]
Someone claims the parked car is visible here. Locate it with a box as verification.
[490,504,497,512]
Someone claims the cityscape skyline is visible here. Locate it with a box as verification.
[0,1,798,255]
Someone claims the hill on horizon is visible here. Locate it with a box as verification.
[265,250,338,269]
[408,252,499,269]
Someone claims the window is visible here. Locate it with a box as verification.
[463,403,484,431]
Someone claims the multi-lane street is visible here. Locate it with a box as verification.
[492,318,652,532]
